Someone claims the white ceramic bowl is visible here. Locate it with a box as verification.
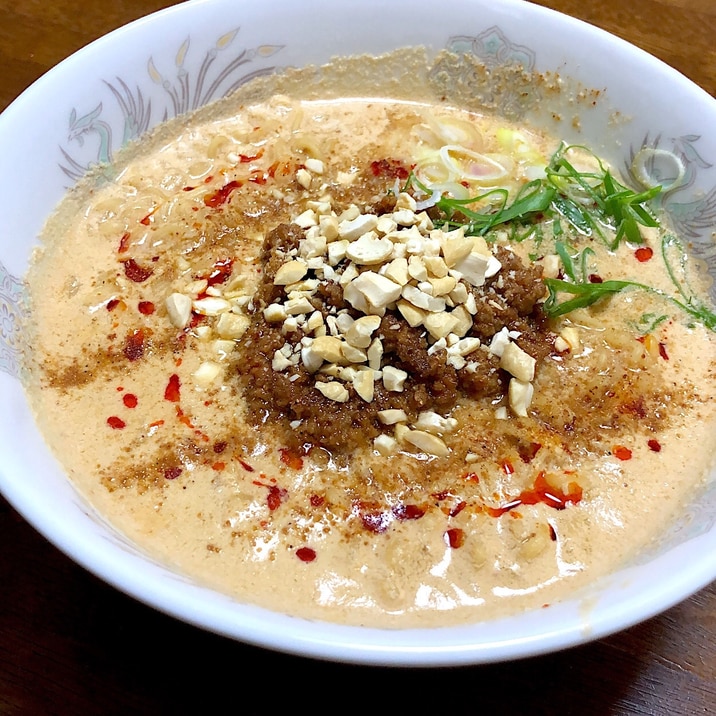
[2,0,716,666]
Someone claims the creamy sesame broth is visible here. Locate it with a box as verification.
[24,81,716,626]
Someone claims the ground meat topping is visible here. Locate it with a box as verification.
[233,181,553,456]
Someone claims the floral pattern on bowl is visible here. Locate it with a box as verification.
[447,26,536,71]
[59,30,283,182]
[0,262,25,378]
[625,133,716,299]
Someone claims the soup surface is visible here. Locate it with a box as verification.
[23,84,716,626]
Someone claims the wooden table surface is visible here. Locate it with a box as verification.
[1,1,715,713]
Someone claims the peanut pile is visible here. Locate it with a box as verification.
[161,164,552,457]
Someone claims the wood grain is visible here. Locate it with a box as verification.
[531,0,716,99]
[1,1,715,713]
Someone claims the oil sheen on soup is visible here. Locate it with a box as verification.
[24,88,716,627]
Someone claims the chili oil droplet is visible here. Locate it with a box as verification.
[613,446,632,461]
[279,447,304,470]
[296,547,316,563]
[635,246,654,262]
[204,180,242,208]
[445,528,465,549]
[122,258,153,283]
[164,373,181,402]
[647,439,662,452]
[123,329,145,361]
